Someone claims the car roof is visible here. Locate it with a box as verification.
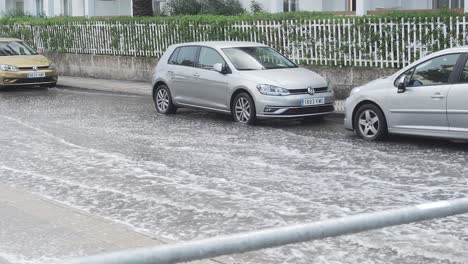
[170,41,268,49]
[0,38,22,42]
[430,46,468,56]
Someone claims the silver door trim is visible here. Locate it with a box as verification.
[447,110,468,114]
[178,102,231,113]
[392,125,449,131]
[389,109,447,114]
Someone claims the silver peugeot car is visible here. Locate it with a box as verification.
[345,46,468,141]
[152,42,335,124]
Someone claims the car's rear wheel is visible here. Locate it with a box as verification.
[232,93,256,125]
[354,104,388,141]
[154,85,177,114]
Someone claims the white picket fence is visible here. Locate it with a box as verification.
[2,16,468,68]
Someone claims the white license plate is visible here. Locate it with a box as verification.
[27,72,45,78]
[302,97,325,106]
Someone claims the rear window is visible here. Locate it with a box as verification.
[169,46,199,67]
[0,41,38,56]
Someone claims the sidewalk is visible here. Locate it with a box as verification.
[57,76,345,112]
[57,76,152,96]
[0,185,220,264]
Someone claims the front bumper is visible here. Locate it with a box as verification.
[344,97,355,131]
[0,69,58,87]
[256,93,335,118]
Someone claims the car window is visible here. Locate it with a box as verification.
[409,54,460,87]
[223,47,297,71]
[175,47,199,67]
[458,58,468,83]
[197,47,226,70]
[168,48,180,65]
[0,41,38,56]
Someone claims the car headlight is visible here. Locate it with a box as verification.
[0,64,19,72]
[48,63,56,70]
[256,84,290,96]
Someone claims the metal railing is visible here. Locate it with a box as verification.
[66,198,468,264]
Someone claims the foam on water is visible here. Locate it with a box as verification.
[0,89,467,263]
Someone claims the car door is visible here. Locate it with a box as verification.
[192,47,230,111]
[169,46,200,105]
[387,53,461,134]
[448,54,468,137]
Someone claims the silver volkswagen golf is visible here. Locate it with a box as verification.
[152,42,335,124]
[345,47,468,141]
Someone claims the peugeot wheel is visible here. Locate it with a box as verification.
[154,85,177,114]
[232,93,256,125]
[354,104,388,141]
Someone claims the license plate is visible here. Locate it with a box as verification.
[27,72,45,78]
[302,97,325,106]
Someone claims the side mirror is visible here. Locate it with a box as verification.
[213,63,224,73]
[397,75,408,93]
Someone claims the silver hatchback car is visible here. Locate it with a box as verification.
[345,47,468,141]
[152,42,335,124]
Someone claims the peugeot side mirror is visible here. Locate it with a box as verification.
[397,75,408,93]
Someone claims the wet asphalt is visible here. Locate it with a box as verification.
[0,87,467,264]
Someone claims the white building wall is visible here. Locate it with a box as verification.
[0,0,132,17]
[322,0,346,11]
[299,0,322,11]
[368,0,432,10]
[94,0,132,16]
[71,0,85,16]
[241,0,435,13]
[24,0,35,15]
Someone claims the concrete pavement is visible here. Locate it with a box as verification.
[0,185,221,264]
[58,76,151,96]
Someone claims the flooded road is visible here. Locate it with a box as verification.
[0,87,467,264]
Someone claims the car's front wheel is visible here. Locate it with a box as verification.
[154,85,177,114]
[354,104,388,141]
[232,93,256,125]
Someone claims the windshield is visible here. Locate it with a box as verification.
[222,47,297,70]
[0,41,38,56]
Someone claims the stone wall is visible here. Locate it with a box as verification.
[47,52,398,99]
[46,52,158,82]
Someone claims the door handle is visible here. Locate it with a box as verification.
[193,73,200,78]
[431,93,445,99]
[168,71,174,74]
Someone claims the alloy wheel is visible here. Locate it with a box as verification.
[358,109,380,138]
[156,89,169,113]
[235,97,251,123]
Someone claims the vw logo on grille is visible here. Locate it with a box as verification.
[307,86,315,95]
[32,65,38,71]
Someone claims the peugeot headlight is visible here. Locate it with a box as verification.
[256,84,290,96]
[0,64,19,72]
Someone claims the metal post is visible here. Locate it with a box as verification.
[67,198,468,264]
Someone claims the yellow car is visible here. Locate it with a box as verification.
[0,38,58,88]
